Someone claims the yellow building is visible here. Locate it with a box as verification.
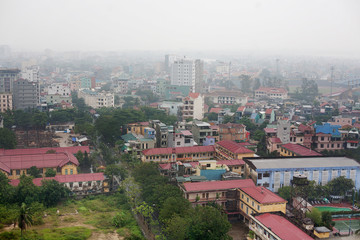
[279,143,322,157]
[0,152,79,180]
[215,140,255,160]
[314,227,331,238]
[238,186,287,220]
[127,122,150,135]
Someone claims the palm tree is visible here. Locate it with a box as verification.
[17,203,33,237]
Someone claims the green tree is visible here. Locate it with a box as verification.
[327,176,354,196]
[188,206,232,240]
[40,179,69,207]
[253,78,261,91]
[205,112,218,121]
[27,166,41,178]
[321,211,334,229]
[278,186,292,202]
[105,164,127,191]
[306,208,322,226]
[75,150,84,165]
[31,112,48,130]
[17,203,33,237]
[0,171,15,204]
[159,196,190,222]
[253,129,265,141]
[15,174,40,205]
[0,128,16,149]
[45,168,56,177]
[164,215,190,240]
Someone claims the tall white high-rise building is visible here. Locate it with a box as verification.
[170,58,203,93]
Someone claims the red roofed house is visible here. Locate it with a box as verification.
[266,137,282,153]
[0,146,90,179]
[238,186,287,220]
[255,87,288,99]
[10,173,109,194]
[215,140,255,160]
[209,107,223,114]
[217,159,245,176]
[181,92,204,120]
[249,213,313,240]
[180,179,255,210]
[0,151,79,180]
[141,145,215,163]
[279,143,322,157]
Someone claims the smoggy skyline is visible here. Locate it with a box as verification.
[1,0,360,57]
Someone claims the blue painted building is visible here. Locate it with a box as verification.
[244,156,360,192]
[315,123,341,137]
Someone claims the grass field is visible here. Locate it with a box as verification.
[315,206,352,212]
[0,193,144,240]
[334,219,360,233]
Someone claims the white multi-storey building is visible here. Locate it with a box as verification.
[181,93,204,121]
[170,58,203,93]
[21,66,40,82]
[47,83,71,96]
[78,90,114,109]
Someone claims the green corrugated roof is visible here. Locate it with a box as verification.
[121,133,137,142]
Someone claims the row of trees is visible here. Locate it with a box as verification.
[278,177,355,203]
[130,163,232,240]
[0,172,69,207]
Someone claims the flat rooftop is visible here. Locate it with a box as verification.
[245,157,360,170]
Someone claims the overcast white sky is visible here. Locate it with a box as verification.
[1,0,360,57]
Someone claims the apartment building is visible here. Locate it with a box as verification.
[0,68,20,93]
[181,92,204,121]
[244,156,360,192]
[218,123,249,142]
[0,93,12,112]
[238,186,287,220]
[206,90,248,105]
[78,89,114,108]
[170,58,203,92]
[13,78,39,110]
[191,120,218,145]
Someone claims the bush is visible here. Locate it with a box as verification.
[112,212,127,228]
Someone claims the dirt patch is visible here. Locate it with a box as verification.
[228,221,249,240]
[89,231,123,240]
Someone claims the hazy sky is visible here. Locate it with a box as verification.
[1,0,360,57]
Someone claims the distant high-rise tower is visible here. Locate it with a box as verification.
[170,58,203,93]
[0,68,21,93]
[165,54,179,73]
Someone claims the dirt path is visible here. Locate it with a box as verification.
[89,231,124,240]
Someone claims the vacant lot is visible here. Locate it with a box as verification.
[0,194,144,240]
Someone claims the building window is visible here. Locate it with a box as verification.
[252,201,254,207]
[69,183,73,188]
[65,169,68,175]
[70,169,73,175]
[88,181,92,186]
[79,182,82,187]
[247,197,249,203]
[16,170,20,175]
[257,205,260,211]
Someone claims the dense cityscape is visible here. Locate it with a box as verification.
[1,1,360,240]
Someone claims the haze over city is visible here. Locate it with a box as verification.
[1,0,360,57]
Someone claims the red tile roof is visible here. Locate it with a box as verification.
[0,146,90,156]
[298,124,312,132]
[182,179,255,192]
[254,213,313,240]
[189,92,200,99]
[268,137,282,144]
[265,109,272,114]
[216,140,254,154]
[281,143,322,156]
[240,186,286,204]
[209,108,223,114]
[0,152,79,174]
[142,145,215,156]
[217,159,245,166]
[237,106,246,112]
[10,173,105,187]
